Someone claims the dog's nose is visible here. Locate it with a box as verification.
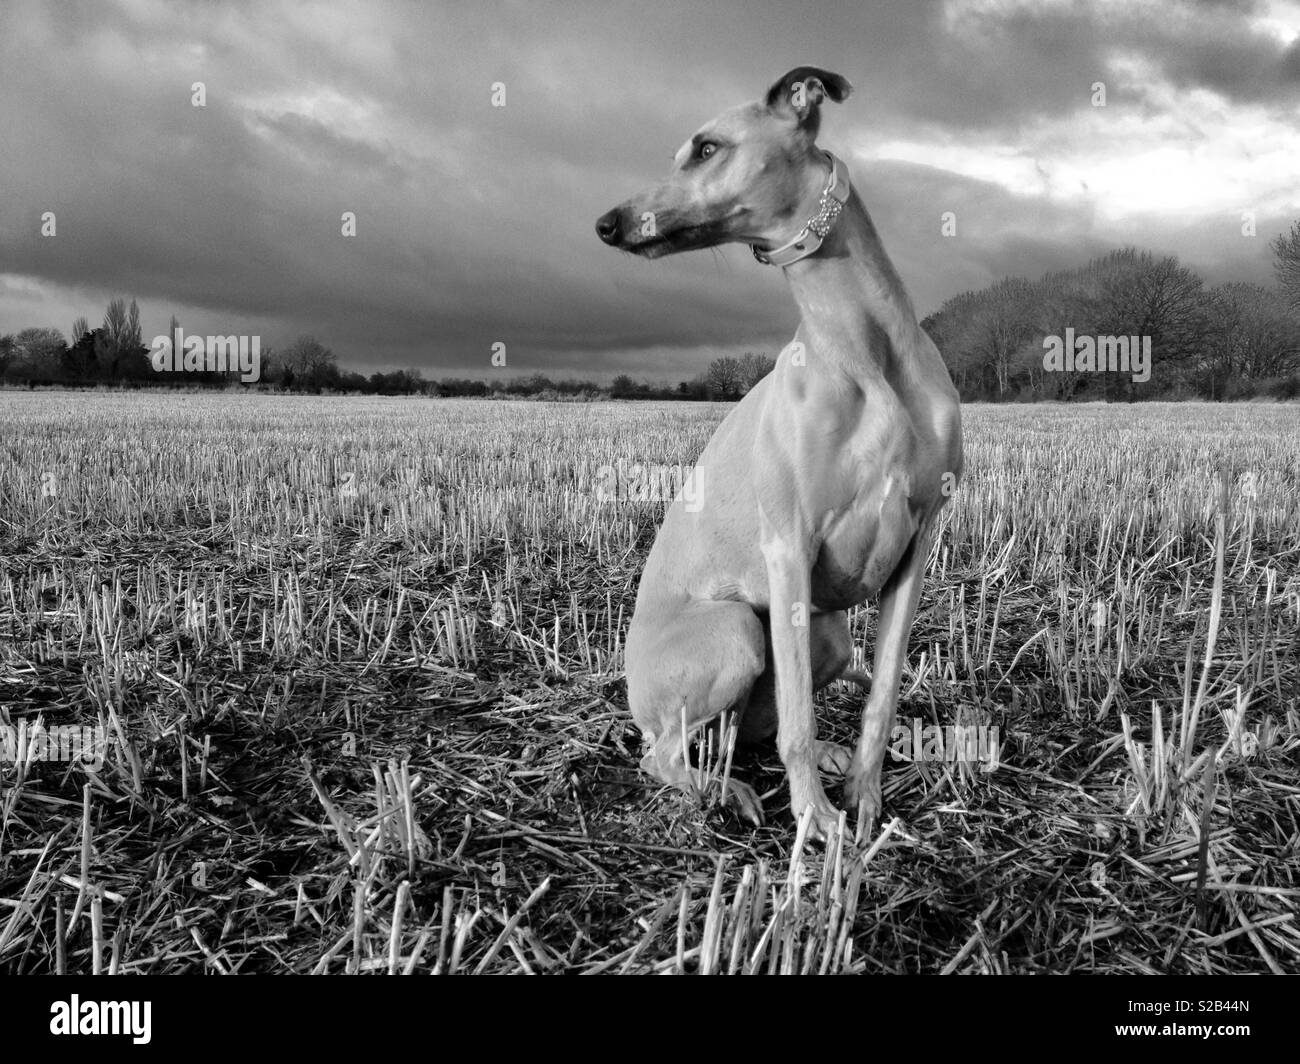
[595,209,622,245]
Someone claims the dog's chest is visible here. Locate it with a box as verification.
[809,456,921,609]
[806,392,941,608]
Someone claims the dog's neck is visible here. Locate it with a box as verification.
[781,185,923,384]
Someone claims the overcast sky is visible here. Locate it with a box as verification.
[2,0,1297,381]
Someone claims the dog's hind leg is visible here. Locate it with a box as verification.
[626,598,767,823]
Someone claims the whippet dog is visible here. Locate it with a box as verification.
[596,67,963,839]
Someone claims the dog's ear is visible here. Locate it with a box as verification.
[764,67,853,133]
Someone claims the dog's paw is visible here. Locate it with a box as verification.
[843,764,882,827]
[721,779,765,827]
[790,795,847,845]
[815,740,852,777]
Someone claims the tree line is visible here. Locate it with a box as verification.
[0,299,777,400]
[3,223,1297,401]
[923,223,1300,401]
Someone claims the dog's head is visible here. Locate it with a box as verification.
[595,67,852,257]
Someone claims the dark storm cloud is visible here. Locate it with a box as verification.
[0,0,1295,377]
[907,0,1300,132]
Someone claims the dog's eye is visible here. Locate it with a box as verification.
[697,142,718,160]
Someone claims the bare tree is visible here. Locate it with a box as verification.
[1272,220,1300,311]
[1204,283,1300,391]
[0,334,17,377]
[257,344,275,381]
[737,352,775,393]
[923,292,985,395]
[71,316,89,343]
[99,298,146,379]
[11,327,66,380]
[705,355,744,400]
[1085,249,1206,397]
[280,335,339,389]
[968,278,1038,398]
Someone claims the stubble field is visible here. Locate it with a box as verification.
[0,391,1297,973]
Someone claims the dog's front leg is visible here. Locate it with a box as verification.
[760,534,840,839]
[845,523,934,826]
